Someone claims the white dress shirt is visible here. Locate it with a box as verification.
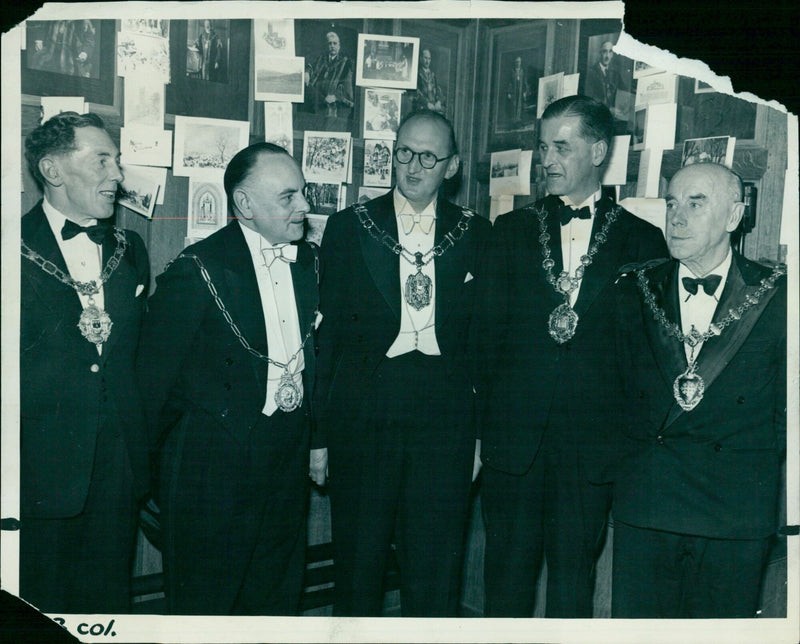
[240,222,304,416]
[43,198,105,354]
[559,188,601,306]
[678,249,732,363]
[386,188,441,357]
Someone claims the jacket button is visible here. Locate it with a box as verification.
[737,396,745,404]
[225,358,234,366]
[90,364,100,373]
[656,435,665,445]
[221,409,229,418]
[714,443,722,452]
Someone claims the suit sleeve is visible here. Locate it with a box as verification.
[136,255,211,451]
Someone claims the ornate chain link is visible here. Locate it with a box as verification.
[530,202,620,297]
[21,228,129,296]
[636,262,786,348]
[353,202,474,268]
[179,254,315,370]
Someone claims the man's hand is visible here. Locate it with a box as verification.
[472,439,482,482]
[309,447,328,486]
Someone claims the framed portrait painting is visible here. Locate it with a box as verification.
[166,19,250,120]
[22,19,116,106]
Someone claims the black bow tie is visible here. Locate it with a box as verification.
[559,204,591,226]
[61,219,110,244]
[682,274,722,297]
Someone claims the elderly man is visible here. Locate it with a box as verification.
[315,110,490,616]
[136,143,323,615]
[609,162,786,618]
[478,95,668,617]
[305,30,354,120]
[19,111,150,613]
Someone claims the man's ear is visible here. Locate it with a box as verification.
[591,139,608,168]
[232,187,252,220]
[726,201,745,233]
[444,154,460,180]
[38,157,64,187]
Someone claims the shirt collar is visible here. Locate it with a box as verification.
[393,187,437,219]
[42,197,98,238]
[559,187,602,215]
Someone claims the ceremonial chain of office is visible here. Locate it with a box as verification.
[177,252,319,413]
[531,203,620,344]
[635,262,785,411]
[354,202,474,311]
[21,229,128,346]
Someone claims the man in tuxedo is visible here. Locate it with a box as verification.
[478,95,668,617]
[19,111,150,613]
[585,40,622,113]
[136,143,323,615]
[315,111,490,616]
[609,162,786,617]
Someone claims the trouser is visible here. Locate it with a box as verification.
[482,440,611,617]
[612,520,769,618]
[20,421,137,614]
[329,352,474,616]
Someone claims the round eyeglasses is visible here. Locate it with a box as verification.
[394,146,454,170]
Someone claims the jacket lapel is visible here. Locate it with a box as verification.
[533,195,567,309]
[574,196,625,317]
[358,193,401,320]
[98,228,137,360]
[433,200,465,333]
[291,241,319,394]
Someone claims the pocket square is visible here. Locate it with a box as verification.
[464,272,474,283]
[314,310,324,329]
[135,284,145,297]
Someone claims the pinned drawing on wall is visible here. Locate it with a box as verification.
[187,179,227,238]
[363,88,402,140]
[489,148,532,196]
[601,135,631,186]
[302,131,351,183]
[356,34,419,90]
[264,102,295,155]
[635,71,677,107]
[173,115,250,179]
[305,183,341,216]
[254,19,295,57]
[118,164,161,219]
[254,56,306,102]
[363,139,393,187]
[120,125,173,167]
[536,72,563,119]
[123,75,165,127]
[682,135,736,168]
[121,164,168,205]
[116,30,170,83]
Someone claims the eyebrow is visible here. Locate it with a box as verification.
[665,192,708,201]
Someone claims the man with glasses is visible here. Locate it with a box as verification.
[314,110,490,616]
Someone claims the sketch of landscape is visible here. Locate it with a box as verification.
[254,56,305,102]
[124,75,165,127]
[117,31,170,83]
[264,102,294,155]
[173,116,250,178]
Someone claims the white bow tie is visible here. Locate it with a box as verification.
[261,244,298,268]
[398,212,435,235]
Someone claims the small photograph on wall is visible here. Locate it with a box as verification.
[305,183,341,216]
[187,179,227,238]
[254,19,295,57]
[117,30,170,83]
[302,131,351,183]
[682,136,736,168]
[363,88,402,140]
[264,102,294,156]
[356,34,419,90]
[173,116,250,179]
[118,165,160,219]
[254,56,305,103]
[411,45,450,116]
[121,19,169,39]
[582,32,634,130]
[26,20,102,79]
[363,139,393,187]
[186,19,229,83]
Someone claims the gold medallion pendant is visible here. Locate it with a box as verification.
[77,304,113,345]
[275,372,303,413]
[548,302,579,344]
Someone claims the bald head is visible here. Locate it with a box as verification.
[665,163,745,276]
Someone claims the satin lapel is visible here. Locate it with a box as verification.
[434,201,463,333]
[537,196,567,308]
[98,228,136,360]
[573,197,624,317]
[221,223,268,353]
[641,261,688,394]
[22,206,85,330]
[358,194,401,320]
[291,242,319,390]
[663,253,780,429]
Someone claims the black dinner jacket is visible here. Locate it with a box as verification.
[20,201,150,518]
[609,253,786,539]
[314,191,491,446]
[135,220,319,612]
[477,194,669,480]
